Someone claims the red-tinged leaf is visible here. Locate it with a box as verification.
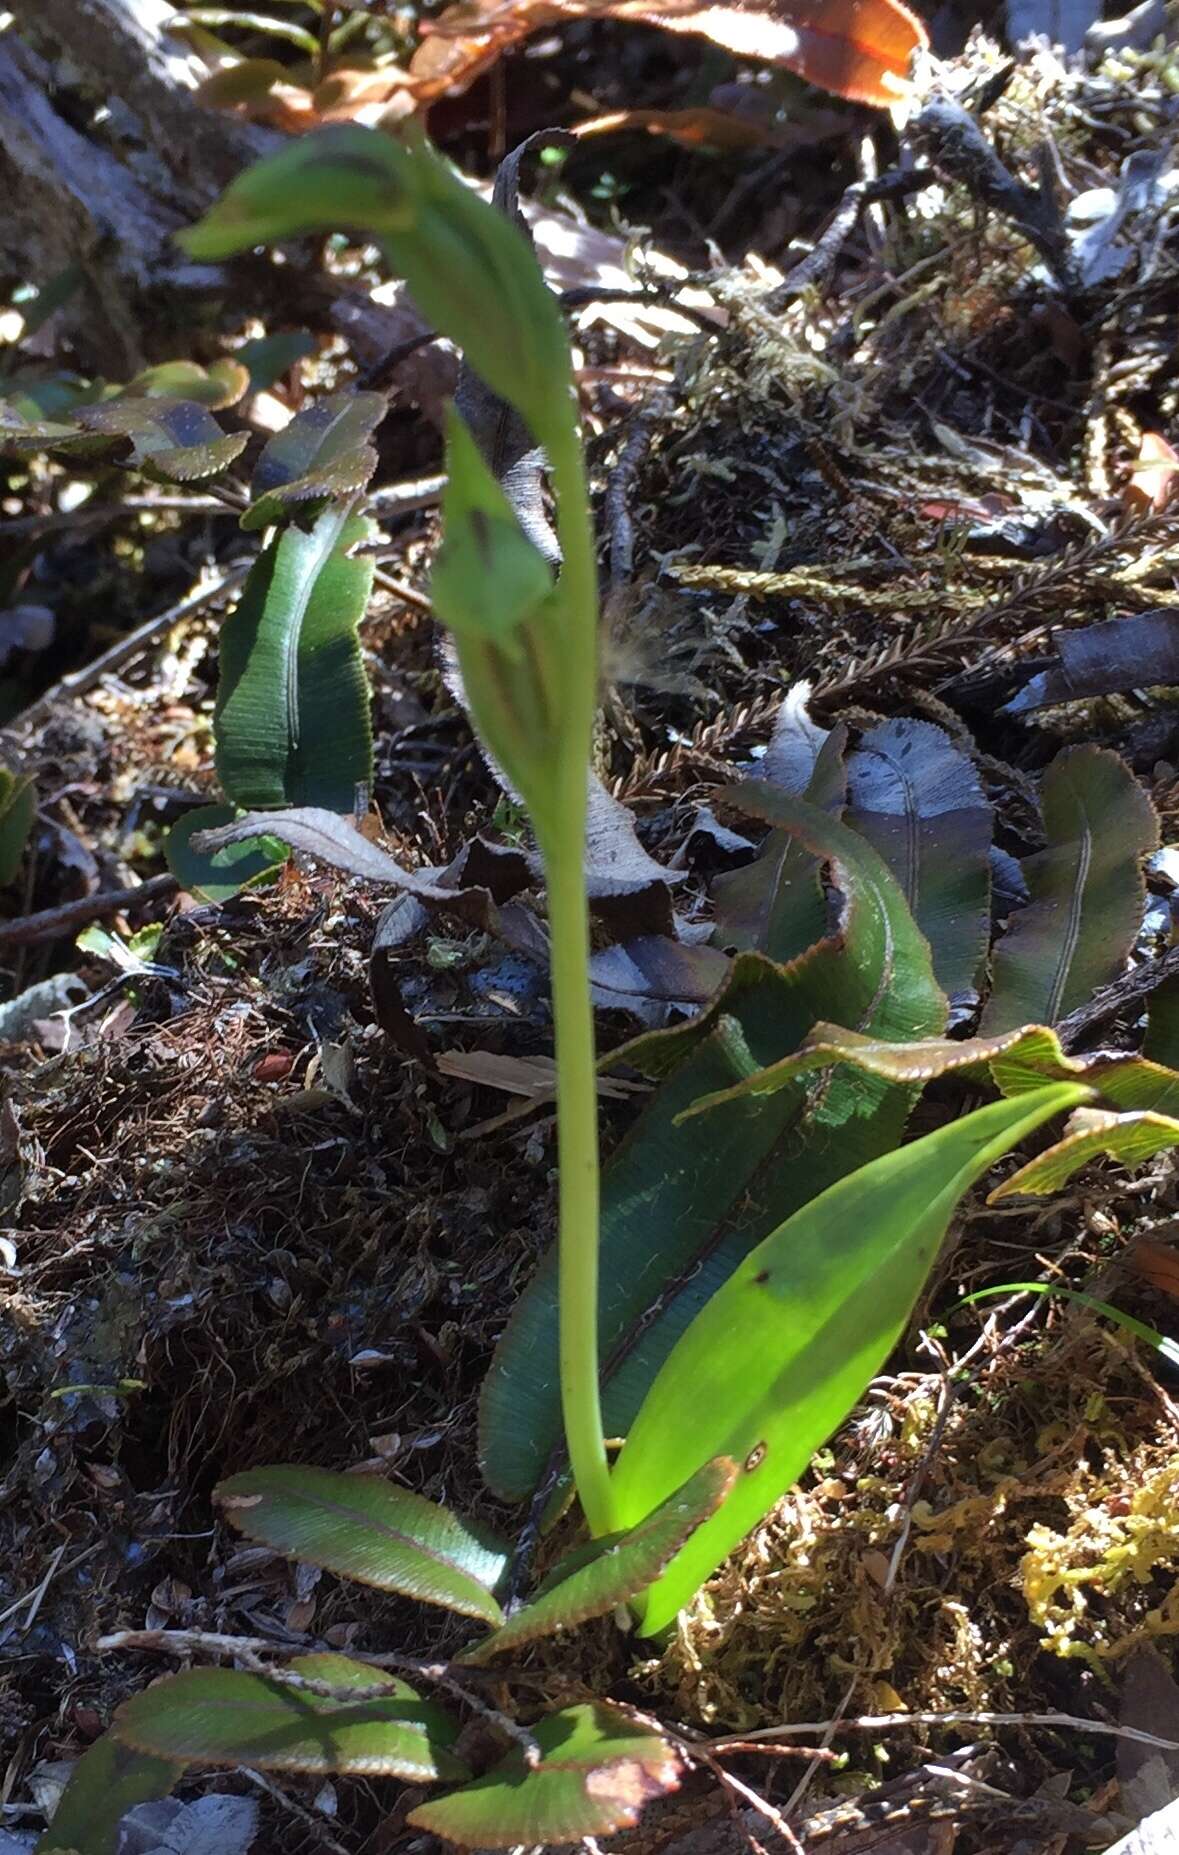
[407,1704,680,1846]
[112,1665,469,1780]
[1125,431,1179,515]
[216,1464,509,1623]
[1128,1236,1179,1307]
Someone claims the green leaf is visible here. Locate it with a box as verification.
[990,1106,1179,1199]
[407,1703,680,1846]
[214,508,375,811]
[480,789,946,1502]
[181,8,321,52]
[459,1458,735,1665]
[609,1081,1091,1635]
[0,769,35,885]
[981,746,1159,1032]
[432,408,553,646]
[961,1282,1179,1367]
[1144,975,1179,1069]
[33,1734,177,1855]
[845,716,992,1000]
[124,359,250,409]
[243,391,386,531]
[111,1664,469,1780]
[235,331,317,394]
[215,1464,509,1623]
[73,398,249,482]
[165,805,288,903]
[0,399,109,458]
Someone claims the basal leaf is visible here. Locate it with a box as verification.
[242,391,386,531]
[0,769,36,885]
[990,1107,1179,1199]
[33,1735,177,1855]
[407,1703,680,1846]
[165,805,288,903]
[112,1665,469,1780]
[214,508,375,811]
[610,1082,1091,1635]
[846,716,992,1000]
[480,790,946,1502]
[459,1458,735,1665]
[215,1464,509,1623]
[981,746,1159,1033]
[73,398,248,482]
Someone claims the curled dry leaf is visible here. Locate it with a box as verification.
[1125,431,1179,516]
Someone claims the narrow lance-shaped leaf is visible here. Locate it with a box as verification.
[111,1661,469,1781]
[480,789,946,1502]
[963,1282,1179,1369]
[981,745,1159,1033]
[0,769,36,885]
[216,1464,509,1623]
[845,716,992,1000]
[610,1081,1091,1636]
[243,391,386,531]
[33,1735,177,1855]
[990,1106,1179,1200]
[459,1458,736,1665]
[407,1703,680,1847]
[1144,976,1179,1070]
[214,509,375,812]
[1003,611,1179,715]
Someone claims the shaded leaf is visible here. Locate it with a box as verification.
[990,1106,1179,1199]
[214,509,375,811]
[1118,1650,1179,1825]
[610,1083,1090,1634]
[845,716,992,999]
[234,331,317,394]
[1004,612,1179,715]
[407,1703,680,1846]
[124,360,250,410]
[0,771,36,886]
[480,790,946,1502]
[112,1665,469,1780]
[981,746,1159,1033]
[432,407,553,644]
[165,806,288,904]
[459,1458,735,1664]
[243,391,386,531]
[0,400,110,459]
[215,1464,509,1622]
[31,1736,177,1855]
[73,399,248,483]
[1145,976,1179,1069]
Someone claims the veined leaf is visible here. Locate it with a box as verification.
[990,1106,1179,1199]
[459,1458,735,1665]
[242,391,386,531]
[32,1735,177,1855]
[610,1081,1091,1635]
[215,1464,509,1623]
[480,790,946,1502]
[846,716,992,999]
[981,746,1159,1033]
[407,1703,679,1846]
[165,805,288,903]
[73,397,248,482]
[214,508,375,812]
[112,1664,469,1780]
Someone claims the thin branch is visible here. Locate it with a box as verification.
[708,1708,1179,1753]
[0,873,178,948]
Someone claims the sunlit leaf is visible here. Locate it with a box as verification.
[124,359,250,409]
[981,746,1159,1033]
[407,1703,680,1846]
[459,1458,735,1664]
[214,508,375,811]
[481,790,946,1502]
[216,1464,509,1622]
[181,7,321,53]
[962,1281,1179,1368]
[112,1664,469,1779]
[990,1106,1179,1200]
[32,1735,177,1855]
[242,391,386,531]
[73,397,248,483]
[165,805,288,904]
[610,1082,1090,1634]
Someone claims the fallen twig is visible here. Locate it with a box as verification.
[0,873,178,947]
[709,1707,1179,1754]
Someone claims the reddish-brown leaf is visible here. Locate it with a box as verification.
[1125,431,1179,516]
[572,105,788,148]
[1128,1235,1179,1306]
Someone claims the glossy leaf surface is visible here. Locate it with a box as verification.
[981,746,1159,1032]
[243,391,385,530]
[407,1703,680,1846]
[214,509,375,812]
[33,1735,177,1855]
[610,1082,1090,1634]
[112,1664,469,1779]
[216,1464,509,1622]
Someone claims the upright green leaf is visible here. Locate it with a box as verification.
[73,398,248,482]
[981,746,1158,1033]
[214,509,375,811]
[0,769,35,885]
[243,391,386,531]
[846,716,992,999]
[216,1464,509,1623]
[610,1081,1091,1634]
[33,1735,177,1855]
[480,790,946,1502]
[1144,976,1179,1070]
[112,1664,469,1780]
[432,408,552,647]
[459,1458,735,1665]
[407,1704,680,1846]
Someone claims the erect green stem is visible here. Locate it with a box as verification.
[539,401,614,1540]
